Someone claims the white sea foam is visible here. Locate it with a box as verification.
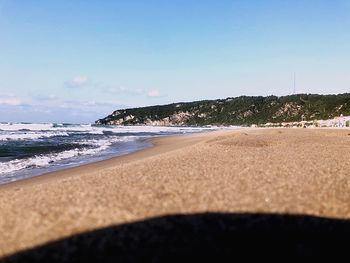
[0,131,69,141]
[0,150,79,174]
[0,136,134,174]
[0,122,219,132]
[0,123,54,131]
[0,123,221,141]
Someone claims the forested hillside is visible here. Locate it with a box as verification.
[96,94,350,126]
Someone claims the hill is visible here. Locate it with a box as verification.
[95,93,350,126]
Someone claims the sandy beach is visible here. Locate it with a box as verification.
[1,128,350,258]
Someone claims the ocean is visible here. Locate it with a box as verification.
[0,123,221,184]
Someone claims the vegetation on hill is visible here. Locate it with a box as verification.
[96,93,350,126]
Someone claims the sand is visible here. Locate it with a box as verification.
[1,128,350,258]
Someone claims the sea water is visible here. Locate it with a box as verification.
[0,123,221,184]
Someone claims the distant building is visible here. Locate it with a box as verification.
[258,115,350,128]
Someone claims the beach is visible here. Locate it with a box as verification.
[1,128,350,258]
[0,123,218,184]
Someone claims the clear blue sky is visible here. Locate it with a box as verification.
[0,0,349,123]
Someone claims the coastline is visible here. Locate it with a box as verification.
[0,129,236,191]
[1,127,350,258]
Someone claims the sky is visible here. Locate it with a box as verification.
[0,0,349,123]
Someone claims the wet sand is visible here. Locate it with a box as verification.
[1,128,350,258]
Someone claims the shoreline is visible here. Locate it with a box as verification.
[0,129,238,191]
[1,127,350,258]
[2,126,349,190]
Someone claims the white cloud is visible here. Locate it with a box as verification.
[108,86,128,93]
[107,87,118,93]
[71,76,87,84]
[0,102,123,124]
[36,94,57,101]
[0,90,132,123]
[65,76,88,88]
[85,101,96,105]
[0,93,22,105]
[0,97,21,105]
[148,90,160,97]
[136,88,144,94]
